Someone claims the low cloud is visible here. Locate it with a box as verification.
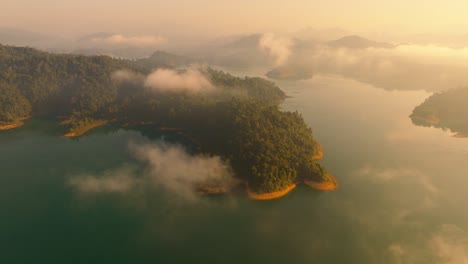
[90,34,166,47]
[280,43,468,91]
[354,165,438,195]
[111,70,144,84]
[144,68,214,93]
[68,143,235,202]
[431,224,468,264]
[132,143,235,201]
[389,224,468,264]
[69,166,138,193]
[111,67,215,94]
[259,33,293,66]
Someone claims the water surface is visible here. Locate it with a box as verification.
[1,75,468,263]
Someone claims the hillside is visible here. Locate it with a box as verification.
[0,44,334,196]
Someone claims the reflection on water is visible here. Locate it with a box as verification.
[1,75,468,263]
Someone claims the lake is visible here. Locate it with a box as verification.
[1,74,468,263]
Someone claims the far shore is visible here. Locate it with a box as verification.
[0,117,30,131]
[304,174,339,191]
[0,121,24,131]
[247,184,297,200]
[64,120,108,137]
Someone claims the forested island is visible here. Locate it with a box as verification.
[411,87,468,137]
[0,44,337,199]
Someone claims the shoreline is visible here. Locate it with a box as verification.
[247,184,297,200]
[304,174,339,191]
[311,144,324,160]
[64,120,108,137]
[0,121,24,131]
[0,116,30,131]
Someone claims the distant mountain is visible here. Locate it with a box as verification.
[328,35,395,49]
[266,65,313,81]
[188,33,274,68]
[136,50,197,68]
[76,32,115,43]
[295,27,349,41]
[72,32,168,59]
[0,28,62,49]
[71,47,156,59]
[224,34,263,49]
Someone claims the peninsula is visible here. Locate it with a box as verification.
[0,44,337,199]
[411,87,468,137]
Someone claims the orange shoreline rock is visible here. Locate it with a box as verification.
[304,174,339,191]
[0,121,24,131]
[311,144,324,160]
[0,116,31,131]
[247,184,297,200]
[64,120,108,137]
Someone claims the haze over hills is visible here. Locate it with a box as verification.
[0,28,66,50]
[327,35,395,49]
[5,28,468,92]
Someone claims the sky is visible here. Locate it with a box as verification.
[2,0,468,39]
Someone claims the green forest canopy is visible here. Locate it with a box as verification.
[0,44,328,193]
[411,87,468,135]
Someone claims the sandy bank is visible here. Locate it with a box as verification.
[64,120,108,137]
[247,184,297,200]
[311,144,324,160]
[0,121,24,131]
[304,174,339,191]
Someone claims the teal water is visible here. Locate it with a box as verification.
[2,75,468,263]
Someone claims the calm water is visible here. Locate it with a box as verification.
[2,75,468,263]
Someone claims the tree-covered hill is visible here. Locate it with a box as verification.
[411,87,468,136]
[0,44,332,195]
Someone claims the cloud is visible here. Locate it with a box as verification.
[283,43,468,91]
[68,166,138,193]
[354,165,438,195]
[132,143,235,201]
[388,243,406,264]
[144,68,215,93]
[90,34,166,47]
[111,70,144,84]
[68,143,235,202]
[386,224,468,264]
[259,33,293,66]
[431,224,468,264]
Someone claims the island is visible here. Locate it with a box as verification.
[411,87,468,137]
[0,44,338,199]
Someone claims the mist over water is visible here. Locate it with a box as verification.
[1,73,468,263]
[3,1,468,262]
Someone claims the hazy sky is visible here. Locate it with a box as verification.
[2,0,468,38]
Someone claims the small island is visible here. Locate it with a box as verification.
[411,87,468,137]
[0,44,338,199]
